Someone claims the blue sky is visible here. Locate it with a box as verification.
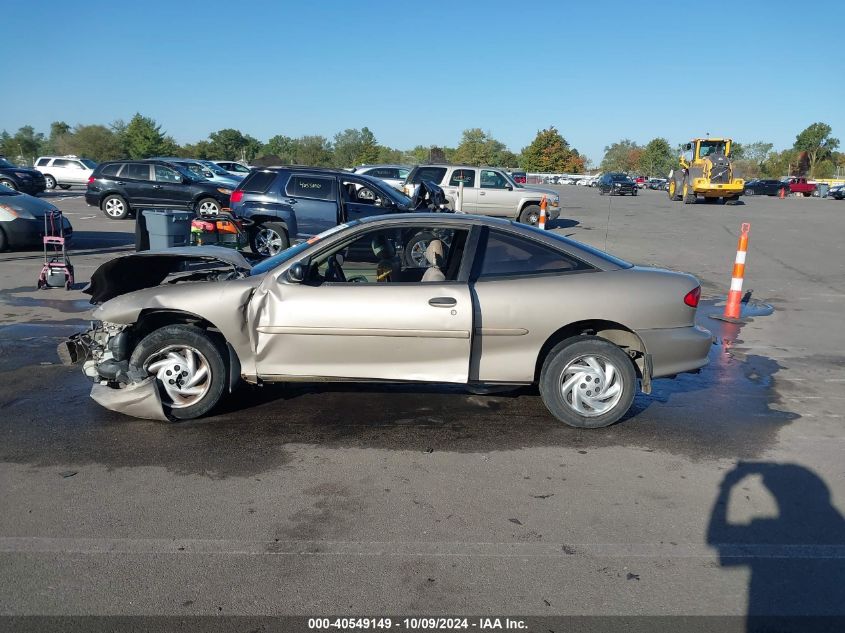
[3,0,843,163]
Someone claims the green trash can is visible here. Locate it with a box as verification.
[142,210,195,249]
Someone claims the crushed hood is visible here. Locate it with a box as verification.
[84,246,253,304]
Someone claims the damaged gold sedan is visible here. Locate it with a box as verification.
[60,213,712,428]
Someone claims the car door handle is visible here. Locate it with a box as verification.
[286,198,298,204]
[479,191,486,195]
[116,181,126,185]
[428,297,457,308]
[153,185,162,189]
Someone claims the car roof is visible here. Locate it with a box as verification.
[354,164,410,170]
[413,164,510,170]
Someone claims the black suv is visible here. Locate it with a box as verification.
[85,159,234,220]
[231,167,444,256]
[597,173,637,196]
[0,156,47,195]
[744,179,788,196]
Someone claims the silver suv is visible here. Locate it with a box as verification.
[403,165,561,225]
[35,155,98,190]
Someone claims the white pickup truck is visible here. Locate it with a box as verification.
[403,164,561,226]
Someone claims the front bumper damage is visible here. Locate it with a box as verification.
[58,322,168,421]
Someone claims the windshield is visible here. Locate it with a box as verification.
[699,141,727,157]
[250,222,360,276]
[0,158,16,168]
[361,175,412,206]
[81,159,98,169]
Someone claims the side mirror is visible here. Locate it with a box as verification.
[287,262,305,283]
[506,185,513,191]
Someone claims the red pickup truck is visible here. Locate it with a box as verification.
[788,178,817,197]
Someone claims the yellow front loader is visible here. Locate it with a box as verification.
[667,138,744,204]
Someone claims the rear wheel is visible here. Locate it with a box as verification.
[44,175,57,189]
[129,325,227,421]
[196,198,221,215]
[250,221,289,257]
[0,179,16,191]
[539,336,636,428]
[102,194,129,219]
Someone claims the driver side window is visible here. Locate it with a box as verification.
[308,226,468,285]
[480,170,508,189]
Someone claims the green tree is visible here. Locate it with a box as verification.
[452,128,515,167]
[333,128,372,167]
[60,125,124,162]
[638,138,675,177]
[3,126,47,164]
[177,140,214,159]
[121,113,177,158]
[793,122,840,178]
[261,135,297,164]
[294,135,333,166]
[761,149,797,178]
[519,127,584,173]
[376,145,404,164]
[207,128,261,161]
[356,127,380,165]
[600,139,641,173]
[47,121,71,154]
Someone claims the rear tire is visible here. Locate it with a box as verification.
[129,324,227,421]
[102,194,129,219]
[250,221,289,257]
[539,336,637,429]
[196,197,221,215]
[668,179,681,201]
[44,175,57,189]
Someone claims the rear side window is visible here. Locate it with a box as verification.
[100,163,122,177]
[410,166,447,184]
[449,169,475,187]
[53,159,72,168]
[122,164,151,180]
[240,171,277,193]
[367,168,397,178]
[477,230,590,278]
[286,175,336,201]
[36,158,50,166]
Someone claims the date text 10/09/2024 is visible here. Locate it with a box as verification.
[308,618,528,630]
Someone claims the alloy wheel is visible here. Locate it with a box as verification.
[104,198,125,217]
[255,228,285,256]
[199,200,220,214]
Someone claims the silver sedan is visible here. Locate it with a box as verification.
[61,214,712,428]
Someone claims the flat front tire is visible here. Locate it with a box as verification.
[539,336,637,428]
[129,324,227,421]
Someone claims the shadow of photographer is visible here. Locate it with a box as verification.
[707,462,845,631]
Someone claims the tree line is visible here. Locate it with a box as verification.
[0,115,585,173]
[599,123,842,179]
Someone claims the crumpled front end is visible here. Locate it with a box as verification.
[58,321,168,421]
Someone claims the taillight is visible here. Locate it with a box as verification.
[87,176,95,184]
[684,286,701,308]
[230,190,243,204]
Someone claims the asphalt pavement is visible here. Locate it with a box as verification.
[1,186,844,630]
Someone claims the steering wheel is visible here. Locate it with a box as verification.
[326,254,347,283]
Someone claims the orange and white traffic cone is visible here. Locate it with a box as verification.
[778,187,786,199]
[538,196,547,230]
[724,223,751,319]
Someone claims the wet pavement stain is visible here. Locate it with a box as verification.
[0,286,92,314]
[0,297,795,477]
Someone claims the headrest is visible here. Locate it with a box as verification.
[425,240,444,267]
